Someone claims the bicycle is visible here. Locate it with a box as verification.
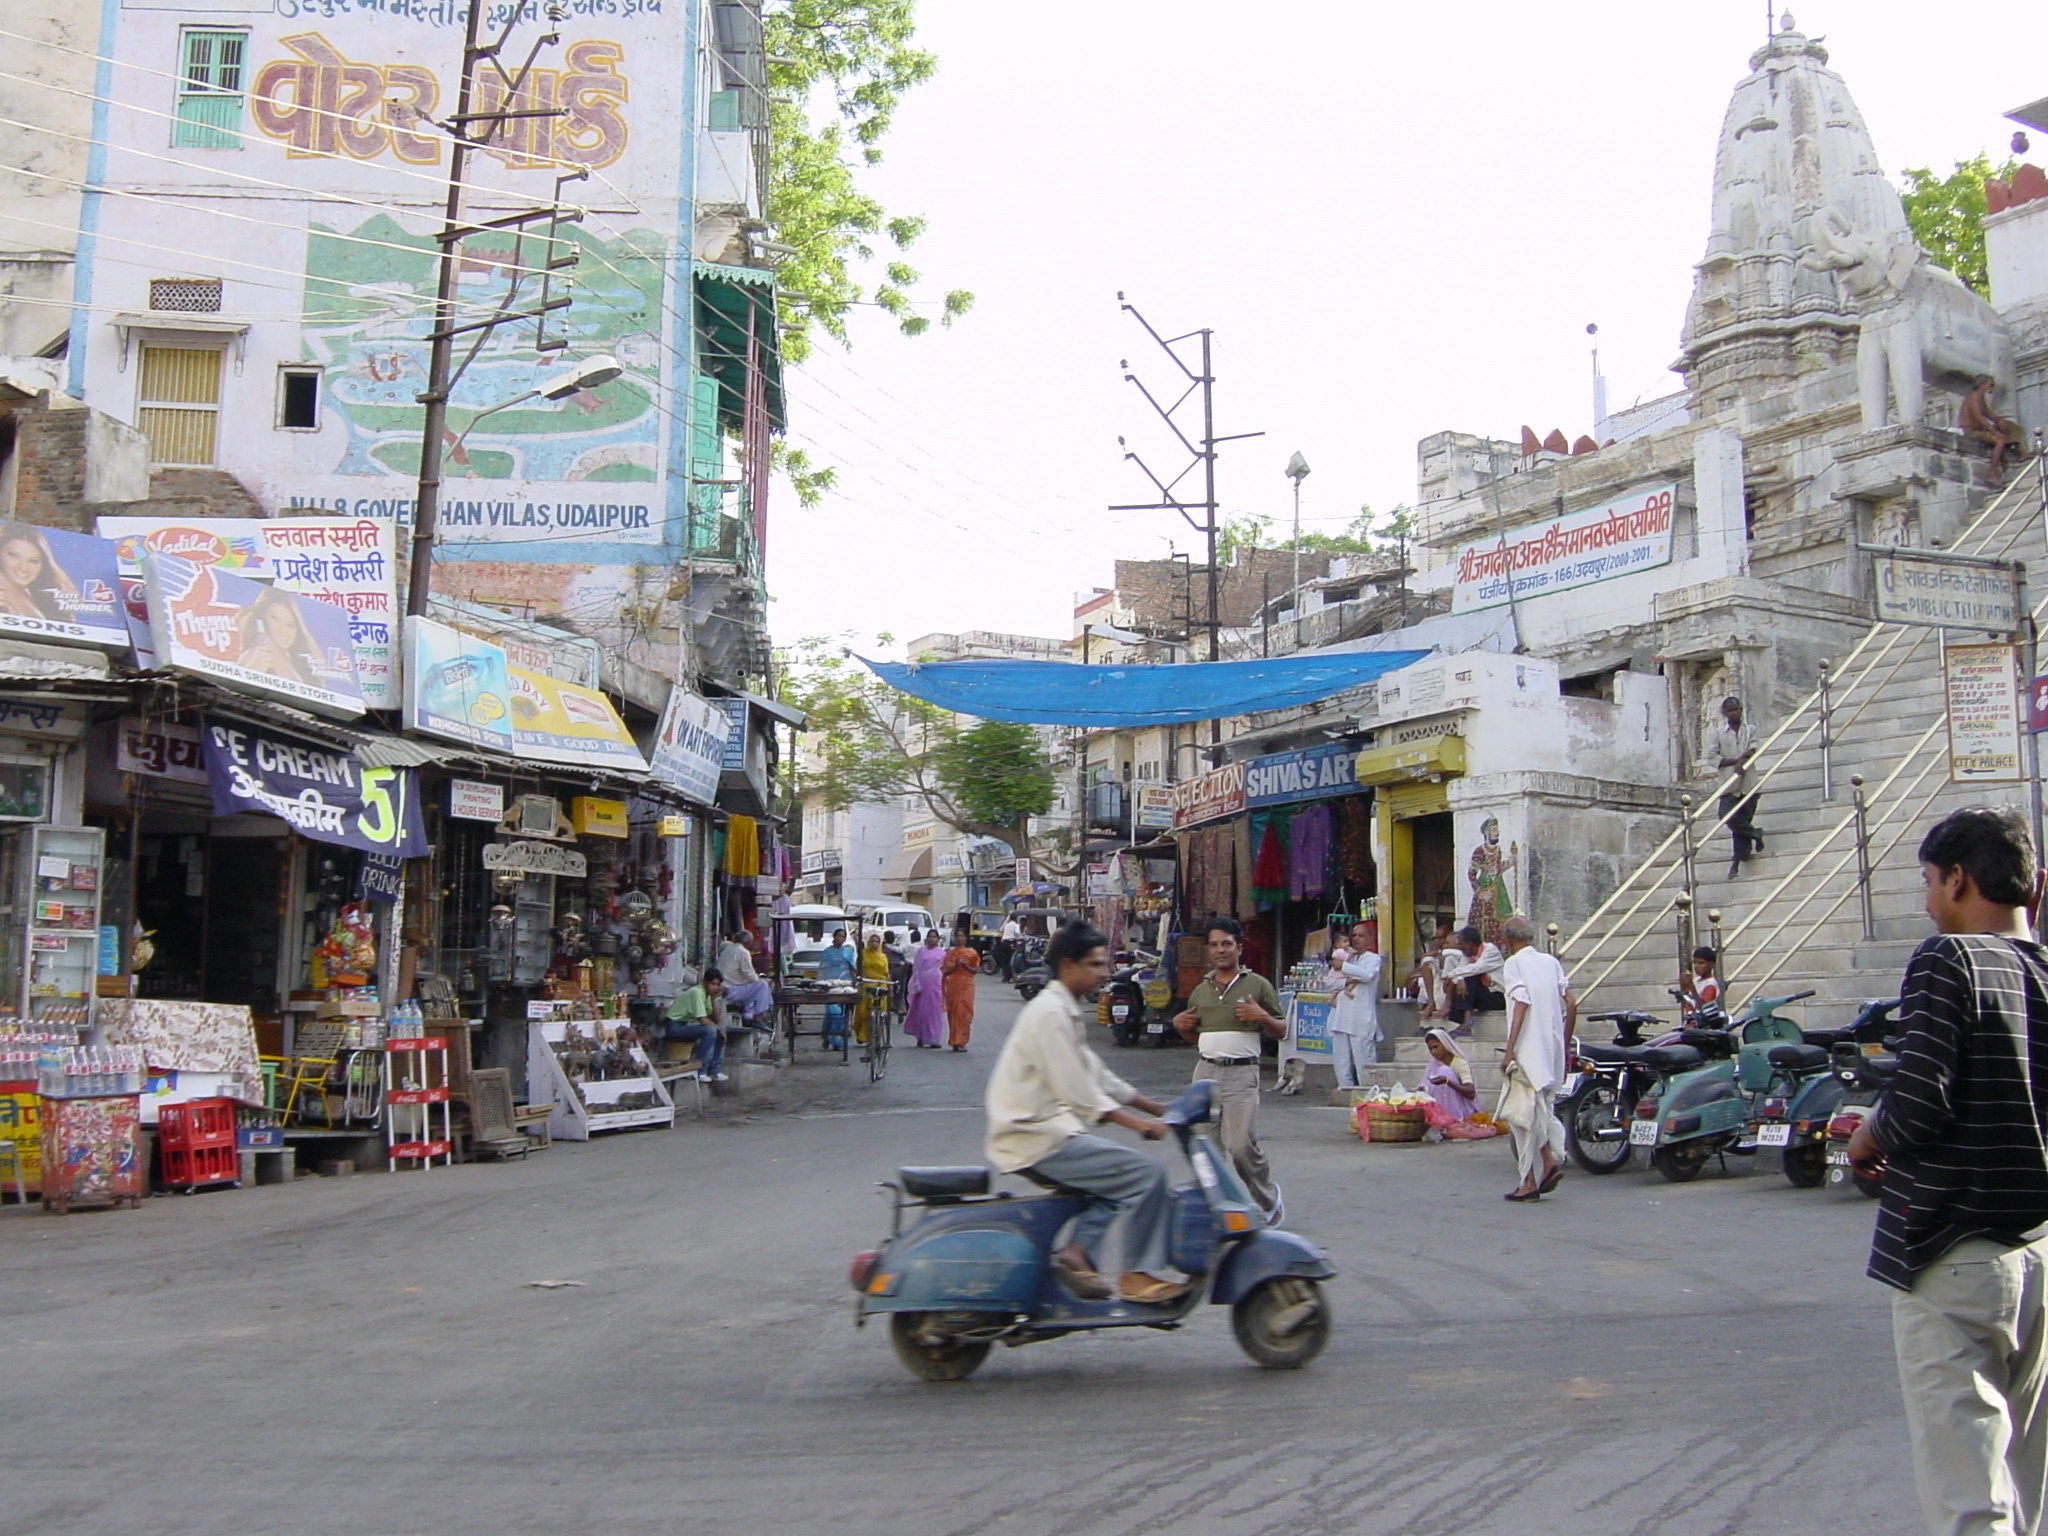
[861,979,894,1083]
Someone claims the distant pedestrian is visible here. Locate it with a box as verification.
[997,912,1022,979]
[906,931,945,1048]
[1499,915,1572,1201]
[943,923,981,1051]
[715,929,774,1025]
[1328,918,1383,1088]
[1846,807,2048,1536]
[1713,695,1763,877]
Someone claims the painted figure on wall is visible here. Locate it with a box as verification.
[1465,816,1517,949]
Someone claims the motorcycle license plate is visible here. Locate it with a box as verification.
[1559,1073,1582,1098]
[1628,1119,1659,1146]
[1146,1021,1165,1034]
[1111,1006,1131,1022]
[1755,1123,1792,1147]
[1826,1146,1849,1165]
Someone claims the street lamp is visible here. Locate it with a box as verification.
[405,353,626,616]
[1284,451,1310,643]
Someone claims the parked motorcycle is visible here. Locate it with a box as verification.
[1748,997,1901,1188]
[1628,990,1813,1182]
[1826,1028,1900,1212]
[1011,937,1050,1001]
[1562,1007,1674,1175]
[1104,950,1175,1047]
[848,1080,1334,1381]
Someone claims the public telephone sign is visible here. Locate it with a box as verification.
[1869,547,2021,632]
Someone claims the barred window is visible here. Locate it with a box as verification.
[174,29,246,150]
[137,346,222,466]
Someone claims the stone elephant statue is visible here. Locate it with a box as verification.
[1802,206,2012,433]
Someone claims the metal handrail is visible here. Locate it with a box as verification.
[1564,460,2044,997]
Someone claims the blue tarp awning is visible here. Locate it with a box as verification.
[858,651,1431,727]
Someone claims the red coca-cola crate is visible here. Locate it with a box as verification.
[160,1138,239,1190]
[159,1097,236,1152]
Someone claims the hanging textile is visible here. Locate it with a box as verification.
[1289,802,1333,902]
[724,814,762,877]
[859,649,1431,727]
[1249,809,1290,909]
[1337,795,1375,887]
[1185,824,1234,925]
[1233,818,1257,921]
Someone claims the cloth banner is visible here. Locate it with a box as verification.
[204,718,427,857]
[858,650,1430,727]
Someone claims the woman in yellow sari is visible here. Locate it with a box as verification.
[853,932,892,1045]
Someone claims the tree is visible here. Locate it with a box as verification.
[1214,503,1415,562]
[763,2,974,369]
[778,636,1057,859]
[1900,155,2018,297]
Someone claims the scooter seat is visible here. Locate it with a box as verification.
[1640,1045,1704,1071]
[899,1166,992,1202]
[1766,1044,1831,1072]
[1802,1028,1856,1050]
[1579,1041,1662,1065]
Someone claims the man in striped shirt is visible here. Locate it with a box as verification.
[1846,807,2048,1536]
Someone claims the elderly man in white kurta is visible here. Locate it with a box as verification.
[1499,913,1575,1201]
[1328,920,1384,1088]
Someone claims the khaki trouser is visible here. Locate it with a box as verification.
[1191,1058,1276,1211]
[1893,1235,2048,1536]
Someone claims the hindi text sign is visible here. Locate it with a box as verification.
[1944,643,2026,783]
[1871,548,2021,632]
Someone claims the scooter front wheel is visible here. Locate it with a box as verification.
[889,1313,992,1382]
[1231,1278,1330,1369]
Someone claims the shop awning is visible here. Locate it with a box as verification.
[859,650,1430,727]
[1353,733,1467,786]
[694,261,785,432]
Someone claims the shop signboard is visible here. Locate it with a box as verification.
[1869,546,2021,632]
[0,701,86,740]
[356,852,405,904]
[482,839,588,877]
[1014,857,1034,885]
[203,719,428,857]
[101,517,398,706]
[1245,742,1360,807]
[448,780,505,822]
[1944,643,2026,783]
[719,697,749,770]
[570,796,629,837]
[2031,675,2048,734]
[405,616,514,753]
[802,848,842,874]
[648,686,730,806]
[903,823,936,849]
[1134,785,1177,830]
[116,717,208,785]
[1450,481,1677,614]
[1173,761,1247,830]
[0,1090,40,1187]
[508,667,648,772]
[0,525,126,651]
[146,553,365,720]
[1281,992,1335,1064]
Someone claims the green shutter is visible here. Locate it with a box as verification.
[174,30,246,149]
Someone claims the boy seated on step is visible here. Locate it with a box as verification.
[665,969,729,1082]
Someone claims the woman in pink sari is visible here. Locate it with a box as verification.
[905,931,947,1048]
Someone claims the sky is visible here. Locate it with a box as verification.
[764,2,2048,656]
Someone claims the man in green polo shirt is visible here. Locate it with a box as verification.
[1172,916,1284,1222]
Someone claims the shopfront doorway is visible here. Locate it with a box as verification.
[134,819,288,1013]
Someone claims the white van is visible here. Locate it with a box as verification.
[845,901,937,936]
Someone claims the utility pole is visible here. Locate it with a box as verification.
[1109,295,1263,681]
[406,0,586,618]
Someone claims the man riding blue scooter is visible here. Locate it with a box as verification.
[984,919,1187,1304]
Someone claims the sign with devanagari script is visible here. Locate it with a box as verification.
[203,718,426,857]
[1451,483,1677,614]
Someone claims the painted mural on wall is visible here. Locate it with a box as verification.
[79,2,694,628]
[1464,815,1517,949]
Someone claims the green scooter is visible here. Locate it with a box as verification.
[1626,990,1813,1182]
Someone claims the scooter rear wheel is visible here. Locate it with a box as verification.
[1564,1084,1634,1175]
[889,1313,992,1382]
[1651,1143,1710,1183]
[1782,1143,1827,1188]
[1231,1278,1330,1369]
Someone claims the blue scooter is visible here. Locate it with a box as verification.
[848,1081,1334,1380]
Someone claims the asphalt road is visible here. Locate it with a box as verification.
[2,979,1917,1536]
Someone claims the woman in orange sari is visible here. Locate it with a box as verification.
[941,921,981,1051]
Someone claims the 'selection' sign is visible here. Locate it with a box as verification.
[204,720,427,857]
